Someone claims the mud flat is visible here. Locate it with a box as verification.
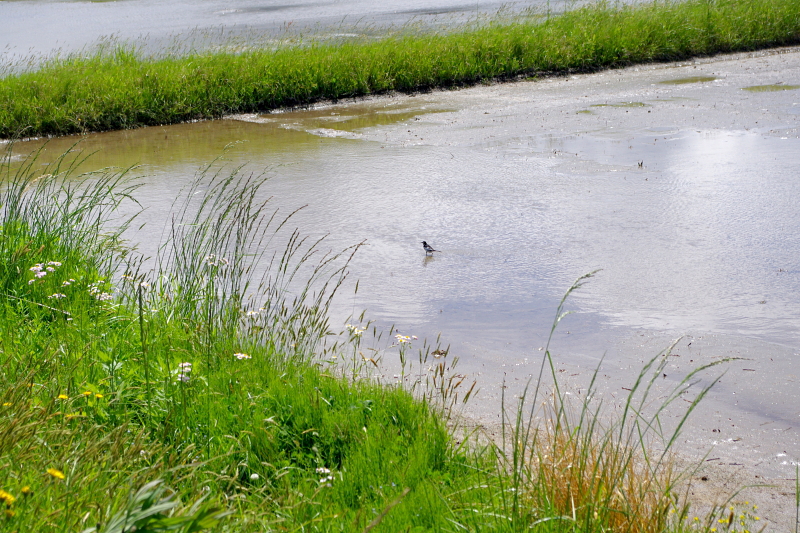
[332,46,800,529]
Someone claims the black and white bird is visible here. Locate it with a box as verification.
[421,241,438,255]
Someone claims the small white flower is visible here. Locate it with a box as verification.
[346,324,366,336]
[246,310,259,317]
[315,467,331,474]
[29,264,43,272]
[62,280,71,286]
[47,293,67,299]
[46,266,55,272]
[204,254,230,267]
[250,473,259,480]
[234,353,251,360]
[95,292,113,301]
[35,271,47,278]
[47,261,62,267]
[174,363,193,383]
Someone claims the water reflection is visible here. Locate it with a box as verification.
[5,101,452,172]
[5,80,800,430]
[659,76,717,85]
[742,83,800,92]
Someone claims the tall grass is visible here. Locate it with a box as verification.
[1,0,800,139]
[0,147,755,531]
[0,147,456,531]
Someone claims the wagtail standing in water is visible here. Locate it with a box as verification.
[421,241,438,255]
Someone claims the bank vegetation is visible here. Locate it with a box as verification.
[1,0,799,139]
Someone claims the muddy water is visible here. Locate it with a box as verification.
[6,48,800,518]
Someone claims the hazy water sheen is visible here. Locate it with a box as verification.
[7,92,800,357]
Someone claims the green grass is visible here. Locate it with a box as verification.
[1,0,799,139]
[0,148,466,532]
[0,146,785,532]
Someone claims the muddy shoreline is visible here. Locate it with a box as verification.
[249,44,799,529]
[7,44,800,529]
[349,46,800,529]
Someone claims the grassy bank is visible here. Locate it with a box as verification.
[0,148,779,532]
[1,0,800,139]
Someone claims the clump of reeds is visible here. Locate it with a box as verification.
[1,0,800,139]
[485,273,731,532]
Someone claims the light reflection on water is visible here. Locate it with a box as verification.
[6,96,800,415]
[550,130,800,344]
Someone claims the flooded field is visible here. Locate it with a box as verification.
[5,43,800,525]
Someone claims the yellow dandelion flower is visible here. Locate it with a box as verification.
[754,517,760,521]
[57,394,68,400]
[46,468,65,480]
[693,517,700,522]
[4,509,15,518]
[1,403,10,407]
[0,489,15,506]
[20,487,31,497]
[82,391,92,396]
[94,393,103,399]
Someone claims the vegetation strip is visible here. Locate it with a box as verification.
[1,0,800,139]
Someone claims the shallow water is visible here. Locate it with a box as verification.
[5,48,800,486]
[742,83,800,92]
